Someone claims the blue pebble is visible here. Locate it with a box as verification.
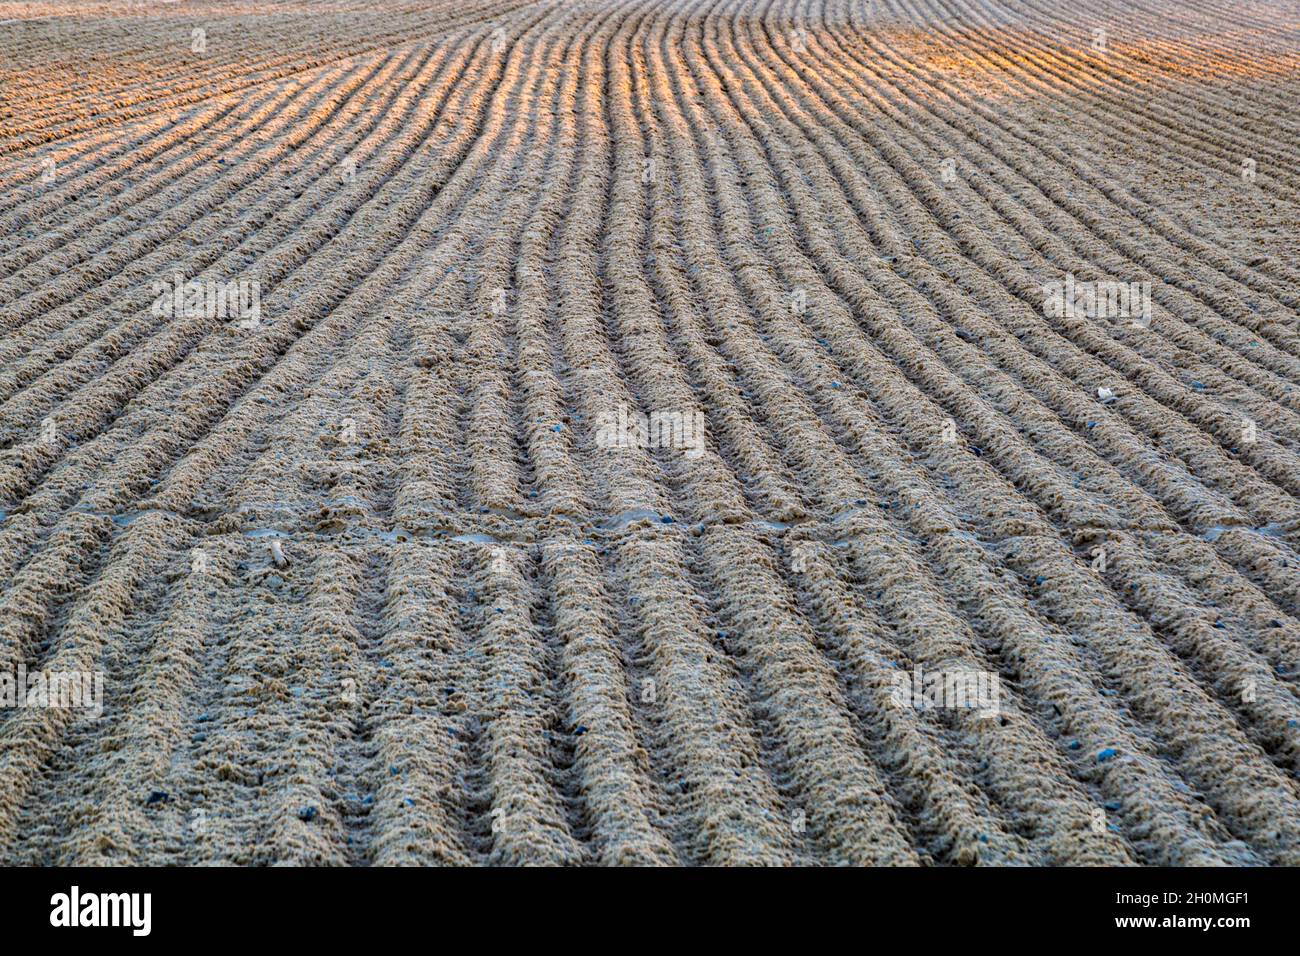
[1034,575,1046,586]
[1097,748,1119,763]
[297,806,317,822]
[1104,800,1121,811]
[661,515,674,524]
[1068,740,1082,750]
[552,423,563,432]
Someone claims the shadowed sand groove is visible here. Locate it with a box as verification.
[1,0,1298,866]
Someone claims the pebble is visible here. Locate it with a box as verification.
[297,806,318,822]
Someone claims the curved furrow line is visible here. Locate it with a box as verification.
[831,0,1300,312]
[0,17,523,519]
[925,0,1300,189]
[838,0,1300,303]
[0,50,399,329]
[142,11,555,528]
[807,3,1300,374]
[367,540,475,866]
[0,1,531,153]
[730,0,1300,770]
[726,0,1300,618]
[543,0,799,864]
[0,83,423,404]
[47,524,237,865]
[656,0,1144,865]
[682,0,1300,862]
[0,50,401,288]
[0,93,252,224]
[0,511,174,853]
[0,0,561,868]
[608,0,920,864]
[753,1,1300,523]
[728,0,1300,629]
[698,0,1246,865]
[0,12,538,709]
[783,530,1037,864]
